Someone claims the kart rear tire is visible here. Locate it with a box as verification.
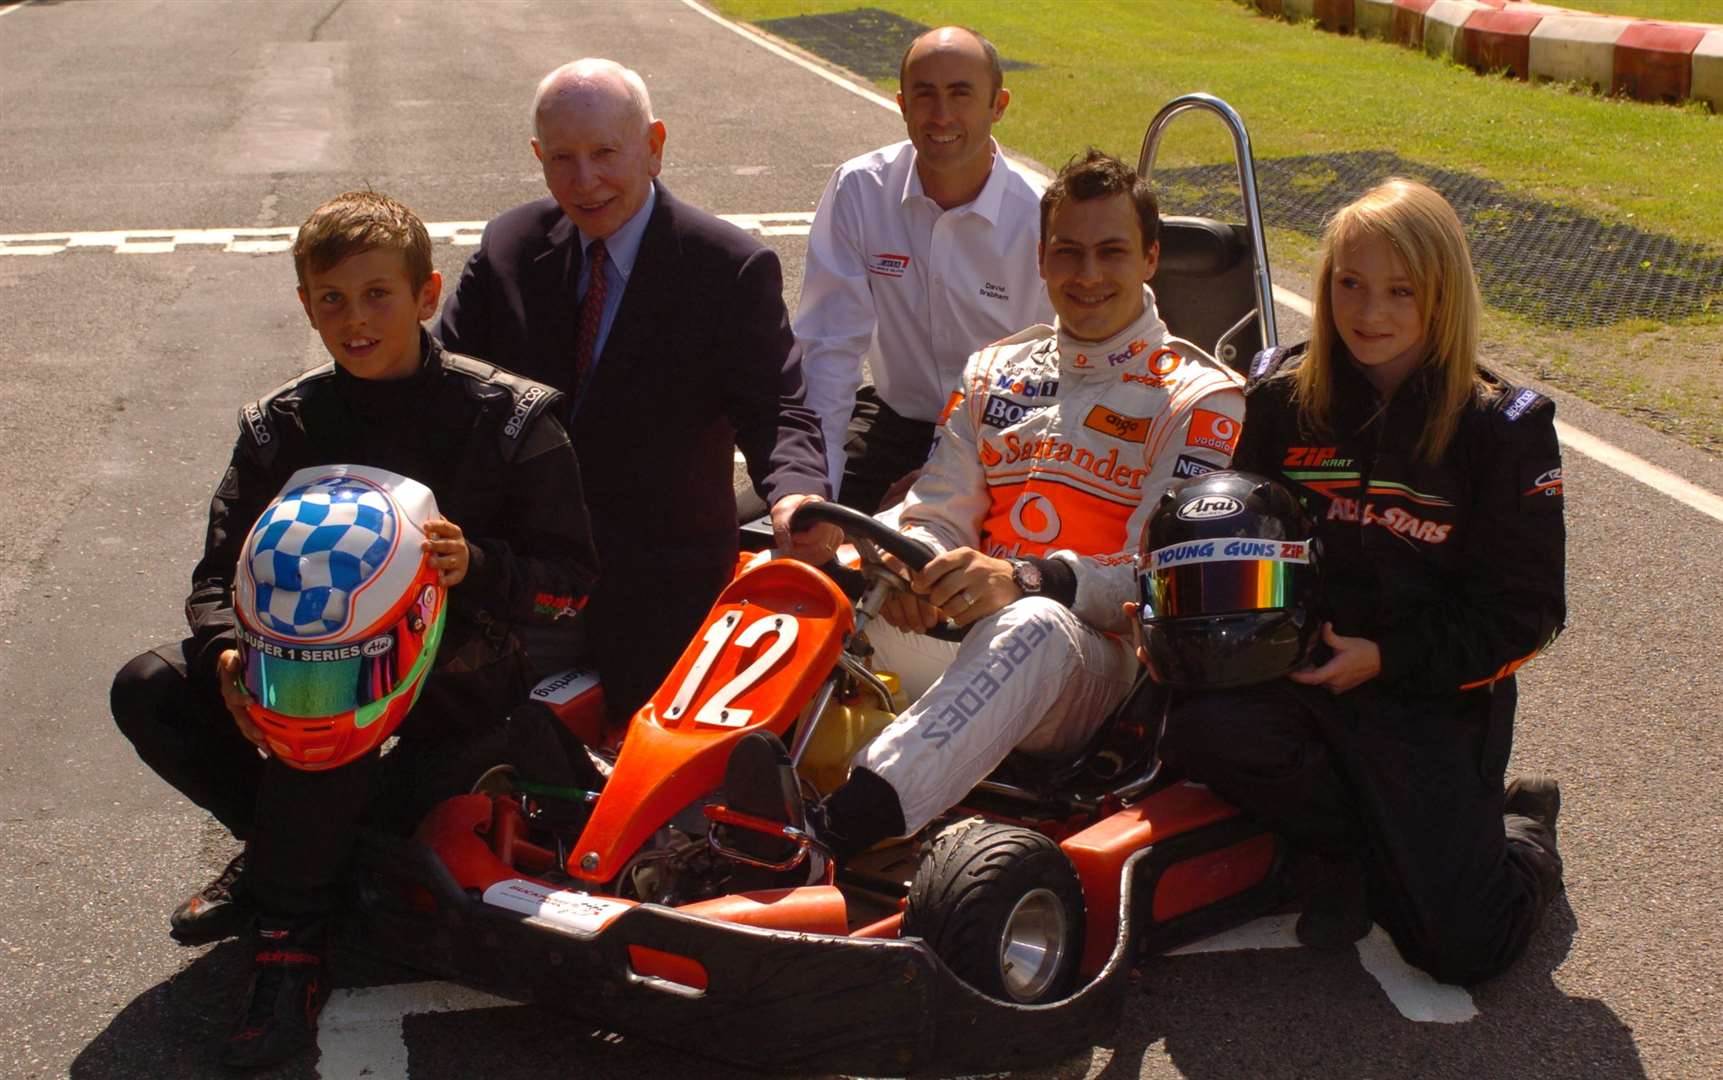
[903,821,1085,1004]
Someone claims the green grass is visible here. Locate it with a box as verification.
[718,0,1722,250]
[1583,0,1721,21]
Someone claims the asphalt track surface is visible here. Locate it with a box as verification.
[1,2,1720,1078]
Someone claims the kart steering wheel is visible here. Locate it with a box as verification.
[788,501,968,642]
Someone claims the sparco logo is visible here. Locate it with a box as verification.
[1177,494,1243,521]
[504,386,547,439]
[243,402,271,445]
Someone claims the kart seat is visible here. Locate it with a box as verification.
[1154,215,1262,373]
[978,676,1170,808]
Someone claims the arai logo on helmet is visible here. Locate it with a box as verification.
[1177,495,1243,521]
[360,635,395,658]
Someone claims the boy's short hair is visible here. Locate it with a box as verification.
[293,190,433,293]
[1039,149,1161,251]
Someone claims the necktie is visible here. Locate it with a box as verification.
[574,238,608,392]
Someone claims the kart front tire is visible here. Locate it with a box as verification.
[903,821,1085,1004]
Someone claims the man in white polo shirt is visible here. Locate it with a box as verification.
[795,25,1053,513]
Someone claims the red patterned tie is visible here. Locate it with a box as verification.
[573,238,608,392]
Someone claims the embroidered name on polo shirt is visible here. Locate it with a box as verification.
[980,280,1009,300]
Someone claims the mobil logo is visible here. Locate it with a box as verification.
[994,372,1058,398]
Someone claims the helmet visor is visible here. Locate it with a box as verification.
[238,607,431,719]
[1138,538,1316,620]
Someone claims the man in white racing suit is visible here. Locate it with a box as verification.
[732,149,1247,861]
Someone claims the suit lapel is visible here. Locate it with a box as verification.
[529,211,582,393]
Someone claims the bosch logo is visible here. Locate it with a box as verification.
[360,634,395,658]
[1177,495,1243,521]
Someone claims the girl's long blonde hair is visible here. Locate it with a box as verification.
[1294,178,1486,464]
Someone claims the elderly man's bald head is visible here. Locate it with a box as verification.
[530,58,666,240]
[532,58,655,139]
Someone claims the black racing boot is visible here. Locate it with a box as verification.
[1504,774,1564,902]
[220,915,331,1070]
[1295,854,1371,951]
[718,731,825,885]
[171,852,254,946]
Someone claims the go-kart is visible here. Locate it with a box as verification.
[348,93,1292,1074]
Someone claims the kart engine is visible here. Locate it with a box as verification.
[615,796,735,905]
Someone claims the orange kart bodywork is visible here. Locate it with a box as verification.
[352,549,1289,1075]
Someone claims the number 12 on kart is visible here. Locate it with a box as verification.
[662,609,800,728]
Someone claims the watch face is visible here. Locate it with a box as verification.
[1013,559,1042,593]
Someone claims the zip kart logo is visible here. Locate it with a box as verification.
[1284,446,1353,468]
[1186,408,1240,454]
[867,252,911,277]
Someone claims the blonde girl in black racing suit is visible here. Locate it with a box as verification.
[1159,178,1567,984]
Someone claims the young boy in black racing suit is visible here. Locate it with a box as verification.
[109,191,599,1068]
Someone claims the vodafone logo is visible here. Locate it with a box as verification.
[1186,408,1241,454]
[1009,491,1062,543]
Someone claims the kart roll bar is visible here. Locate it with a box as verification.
[1138,92,1279,354]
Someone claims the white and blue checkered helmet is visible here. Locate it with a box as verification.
[233,465,447,768]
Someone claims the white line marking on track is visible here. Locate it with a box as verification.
[0,215,815,256]
[1554,419,1723,524]
[1168,915,1479,1023]
[1355,927,1480,1023]
[679,0,898,113]
[318,981,518,1080]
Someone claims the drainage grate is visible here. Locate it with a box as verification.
[757,7,1033,83]
[1151,150,1723,329]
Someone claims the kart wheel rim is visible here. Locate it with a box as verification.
[998,887,1067,1002]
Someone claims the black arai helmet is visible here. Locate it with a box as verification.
[1136,470,1321,688]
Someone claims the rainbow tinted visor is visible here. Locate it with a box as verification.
[1137,537,1317,620]
[238,594,445,724]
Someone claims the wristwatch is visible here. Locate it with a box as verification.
[1008,558,1043,597]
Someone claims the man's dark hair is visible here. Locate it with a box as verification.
[1039,149,1161,250]
[293,189,433,293]
[898,25,1004,98]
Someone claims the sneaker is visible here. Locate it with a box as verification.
[1504,774,1561,837]
[220,915,330,1070]
[717,731,827,885]
[170,852,254,946]
[1295,855,1371,951]
[1504,775,1564,901]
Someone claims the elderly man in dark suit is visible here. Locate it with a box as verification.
[438,58,838,718]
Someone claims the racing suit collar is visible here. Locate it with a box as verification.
[1053,286,1168,377]
[334,329,438,415]
[899,137,1010,224]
